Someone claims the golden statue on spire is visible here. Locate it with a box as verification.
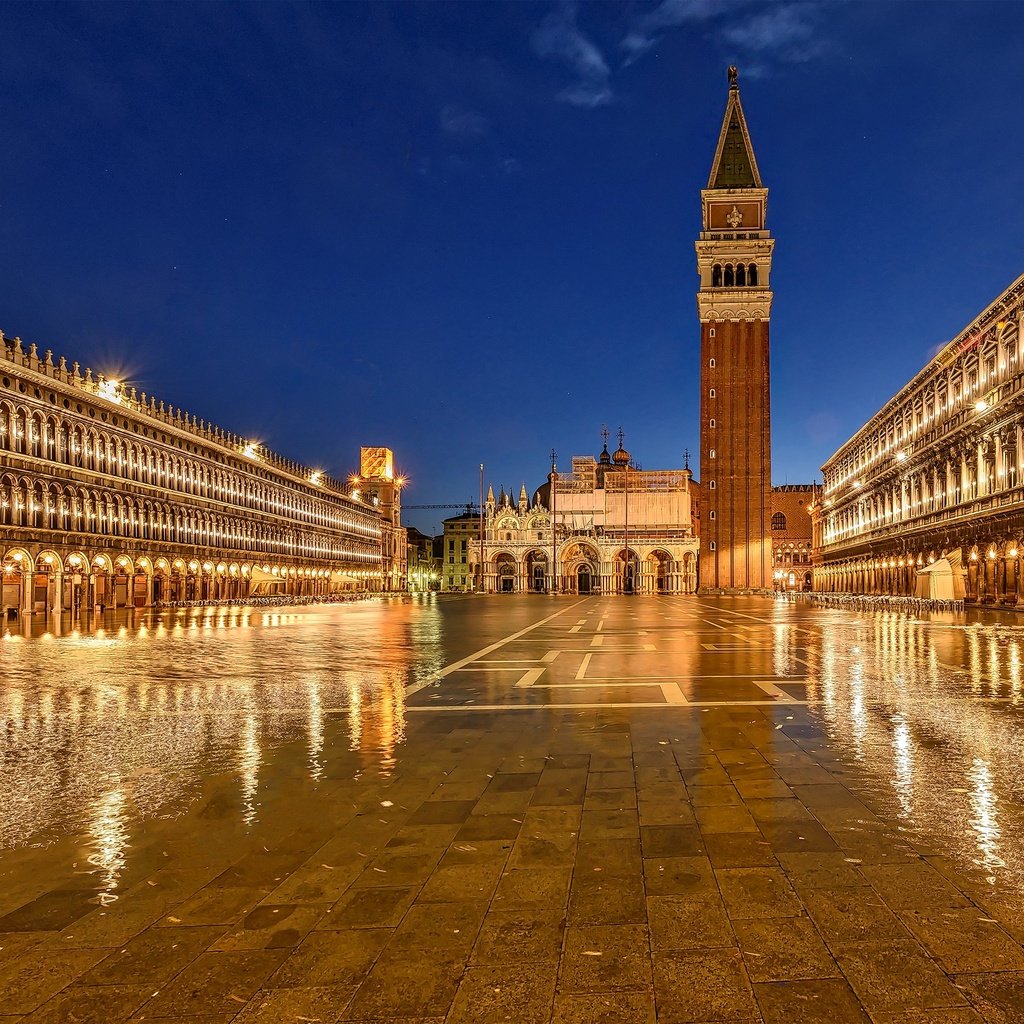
[728,65,738,89]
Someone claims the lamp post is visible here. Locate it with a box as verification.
[550,450,558,594]
[478,463,485,594]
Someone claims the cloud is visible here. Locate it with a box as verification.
[720,4,825,62]
[621,0,724,65]
[621,0,827,71]
[531,3,612,108]
[440,104,490,138]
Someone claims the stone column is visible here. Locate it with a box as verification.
[17,570,30,619]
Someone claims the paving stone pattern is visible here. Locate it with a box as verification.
[0,595,1022,1021]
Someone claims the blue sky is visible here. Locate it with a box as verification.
[2,1,1022,535]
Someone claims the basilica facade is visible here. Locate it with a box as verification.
[470,435,699,595]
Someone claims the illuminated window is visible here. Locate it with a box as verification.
[709,358,716,368]
[771,512,787,531]
[710,511,716,520]
[710,449,716,459]
[709,388,716,399]
[710,481,716,490]
[709,418,716,428]
[710,541,716,551]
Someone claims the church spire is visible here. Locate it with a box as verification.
[707,66,762,190]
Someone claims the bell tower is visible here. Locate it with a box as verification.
[697,67,774,592]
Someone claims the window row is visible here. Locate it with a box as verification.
[711,263,759,287]
[0,475,379,564]
[0,402,379,541]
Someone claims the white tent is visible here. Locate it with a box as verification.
[915,548,966,601]
[249,566,287,596]
[329,570,362,593]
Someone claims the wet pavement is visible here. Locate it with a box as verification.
[2,594,1024,1021]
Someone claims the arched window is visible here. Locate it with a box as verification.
[748,263,758,286]
[709,481,716,490]
[771,512,787,531]
[712,264,722,287]
[724,264,734,286]
[709,358,716,368]
[709,418,716,428]
[736,264,746,286]
[710,449,716,459]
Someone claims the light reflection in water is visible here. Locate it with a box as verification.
[810,608,1024,888]
[239,713,261,827]
[891,717,914,817]
[969,757,1004,878]
[0,598,442,856]
[86,787,129,902]
[306,676,325,782]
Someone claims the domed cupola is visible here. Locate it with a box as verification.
[612,427,630,467]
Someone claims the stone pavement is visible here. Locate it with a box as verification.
[1,595,1024,1022]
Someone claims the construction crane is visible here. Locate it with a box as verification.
[403,502,479,512]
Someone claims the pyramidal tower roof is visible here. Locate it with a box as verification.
[707,66,762,189]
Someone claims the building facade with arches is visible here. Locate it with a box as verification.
[811,272,1024,603]
[470,439,699,595]
[770,485,814,592]
[0,334,388,618]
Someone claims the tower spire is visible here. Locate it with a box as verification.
[696,68,773,592]
[707,66,761,189]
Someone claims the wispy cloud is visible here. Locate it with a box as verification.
[531,2,612,108]
[440,104,490,138]
[720,5,825,62]
[621,0,725,65]
[529,1,827,111]
[621,0,827,70]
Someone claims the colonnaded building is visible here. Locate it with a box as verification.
[812,272,1024,603]
[469,433,700,595]
[0,333,406,617]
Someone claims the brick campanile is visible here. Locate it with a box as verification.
[697,67,774,592]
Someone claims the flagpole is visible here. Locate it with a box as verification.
[478,462,484,593]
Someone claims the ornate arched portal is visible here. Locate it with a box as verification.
[560,541,601,595]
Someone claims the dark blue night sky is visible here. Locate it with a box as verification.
[2,1,1022,535]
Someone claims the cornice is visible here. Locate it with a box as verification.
[697,290,773,322]
[821,273,1024,473]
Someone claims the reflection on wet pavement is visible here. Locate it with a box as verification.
[1,593,1024,1021]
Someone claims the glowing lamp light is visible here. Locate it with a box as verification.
[975,400,989,412]
[895,452,907,463]
[99,379,122,404]
[970,551,978,561]
[1012,548,1019,559]
[243,442,259,459]
[310,471,323,486]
